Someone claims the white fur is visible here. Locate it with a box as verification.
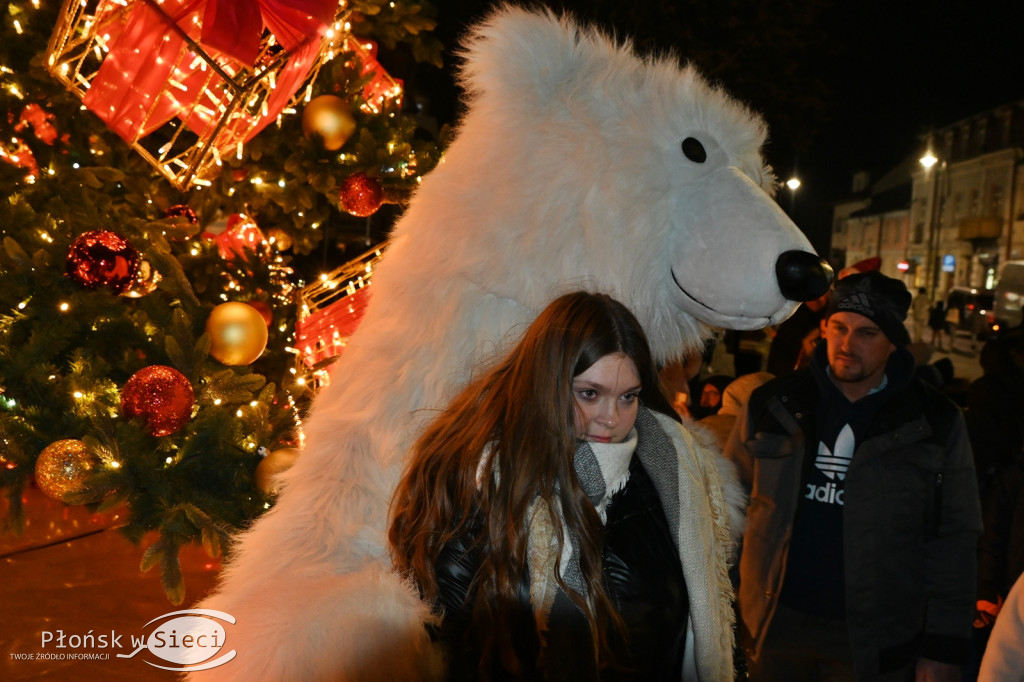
[194,6,813,679]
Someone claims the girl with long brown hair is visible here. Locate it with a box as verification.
[389,291,743,681]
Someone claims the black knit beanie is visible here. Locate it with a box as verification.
[825,271,912,345]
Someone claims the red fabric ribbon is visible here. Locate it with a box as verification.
[202,0,339,64]
[82,0,328,149]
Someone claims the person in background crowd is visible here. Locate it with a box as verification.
[928,299,950,351]
[691,375,733,420]
[725,271,982,681]
[766,290,830,378]
[978,571,1024,682]
[699,372,774,452]
[967,327,1024,676]
[911,287,931,344]
[965,327,1024,507]
[974,569,1024,679]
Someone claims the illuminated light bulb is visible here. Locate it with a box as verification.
[236,409,243,418]
[73,391,83,399]
[59,302,70,312]
[111,461,121,469]
[214,398,223,406]
[166,457,173,464]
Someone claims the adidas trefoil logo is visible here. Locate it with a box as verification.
[816,424,854,480]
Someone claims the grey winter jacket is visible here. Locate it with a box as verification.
[724,345,982,678]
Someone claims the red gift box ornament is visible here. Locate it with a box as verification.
[215,213,267,260]
[46,0,347,190]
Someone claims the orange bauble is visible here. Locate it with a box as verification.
[207,302,269,365]
[301,95,356,151]
[254,448,301,495]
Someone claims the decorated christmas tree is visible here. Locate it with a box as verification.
[0,0,446,603]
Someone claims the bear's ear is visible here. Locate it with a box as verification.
[458,5,631,111]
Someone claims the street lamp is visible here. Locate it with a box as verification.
[785,176,800,214]
[919,148,943,301]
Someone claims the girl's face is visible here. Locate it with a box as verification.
[572,353,641,444]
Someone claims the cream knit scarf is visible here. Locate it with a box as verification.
[527,406,680,633]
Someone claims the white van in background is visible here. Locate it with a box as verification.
[993,260,1024,331]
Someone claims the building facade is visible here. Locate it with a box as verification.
[832,99,1024,303]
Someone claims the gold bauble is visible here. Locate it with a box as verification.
[301,95,356,151]
[266,228,292,252]
[34,439,98,501]
[255,448,301,495]
[206,302,269,366]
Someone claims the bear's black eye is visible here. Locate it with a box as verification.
[681,137,707,163]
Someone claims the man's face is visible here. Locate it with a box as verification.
[821,312,895,394]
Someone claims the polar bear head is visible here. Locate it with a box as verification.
[396,5,831,364]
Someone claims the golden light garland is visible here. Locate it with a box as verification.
[42,0,357,190]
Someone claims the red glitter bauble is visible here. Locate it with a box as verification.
[338,172,383,217]
[120,366,195,437]
[65,231,141,294]
[164,204,198,225]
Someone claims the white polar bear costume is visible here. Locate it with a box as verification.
[194,5,831,681]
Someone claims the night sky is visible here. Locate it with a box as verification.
[389,0,1022,253]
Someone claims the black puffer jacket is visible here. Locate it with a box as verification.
[433,456,689,681]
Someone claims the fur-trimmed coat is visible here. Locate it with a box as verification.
[646,411,747,681]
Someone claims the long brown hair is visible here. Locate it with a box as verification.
[388,291,675,676]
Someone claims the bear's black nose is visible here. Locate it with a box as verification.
[775,250,834,302]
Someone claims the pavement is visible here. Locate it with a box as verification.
[907,320,985,384]
[0,490,221,681]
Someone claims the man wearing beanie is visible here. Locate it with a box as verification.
[725,271,982,681]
